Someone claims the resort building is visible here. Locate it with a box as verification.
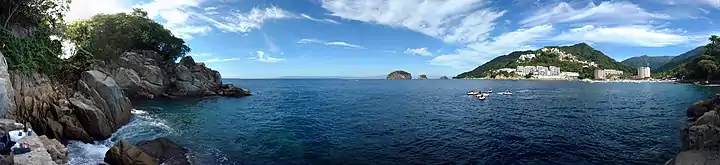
[594,69,624,80]
[562,72,580,79]
[514,66,561,76]
[637,67,651,79]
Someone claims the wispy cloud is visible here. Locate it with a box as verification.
[383,50,398,54]
[551,25,690,47]
[248,51,286,63]
[200,58,242,63]
[520,1,672,27]
[404,48,433,56]
[188,53,212,57]
[301,13,341,24]
[297,39,365,49]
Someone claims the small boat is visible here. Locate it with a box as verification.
[480,93,490,97]
[467,91,480,95]
[477,95,487,100]
[499,91,512,95]
[486,90,493,93]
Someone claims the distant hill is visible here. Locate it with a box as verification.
[654,46,706,73]
[621,55,674,70]
[455,43,631,79]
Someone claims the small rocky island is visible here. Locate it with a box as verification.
[439,76,449,80]
[666,94,720,164]
[386,70,412,80]
[418,74,428,80]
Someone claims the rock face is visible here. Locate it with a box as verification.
[13,135,68,165]
[668,94,720,164]
[0,52,15,119]
[97,51,250,99]
[105,140,157,165]
[70,70,132,139]
[136,138,189,165]
[439,76,449,80]
[418,74,428,80]
[386,70,412,80]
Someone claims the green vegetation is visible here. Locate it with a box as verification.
[65,9,190,62]
[662,35,720,81]
[455,43,630,79]
[0,0,70,75]
[654,46,705,74]
[1,2,189,84]
[620,55,674,69]
[489,71,516,79]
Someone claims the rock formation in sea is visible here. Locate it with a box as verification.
[104,138,190,165]
[439,76,449,80]
[386,70,412,80]
[666,94,720,164]
[418,74,428,80]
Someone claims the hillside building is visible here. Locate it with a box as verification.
[594,69,624,80]
[637,67,651,79]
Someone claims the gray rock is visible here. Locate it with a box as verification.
[386,70,412,80]
[79,71,132,128]
[136,138,189,165]
[13,135,59,165]
[68,97,114,139]
[0,51,15,118]
[104,140,157,165]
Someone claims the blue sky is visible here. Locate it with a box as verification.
[66,0,720,78]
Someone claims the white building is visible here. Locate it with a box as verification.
[518,54,536,61]
[594,69,624,80]
[562,72,580,79]
[497,68,516,73]
[548,66,561,76]
[637,67,651,79]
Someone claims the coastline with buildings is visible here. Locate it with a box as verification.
[464,64,673,83]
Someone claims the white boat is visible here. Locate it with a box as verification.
[477,95,487,100]
[480,93,490,97]
[499,91,512,95]
[486,90,493,93]
[467,91,480,95]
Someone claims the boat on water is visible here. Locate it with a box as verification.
[480,93,490,97]
[467,91,480,95]
[477,95,487,100]
[486,89,493,93]
[499,91,512,95]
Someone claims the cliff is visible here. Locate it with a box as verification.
[666,94,720,164]
[386,70,412,80]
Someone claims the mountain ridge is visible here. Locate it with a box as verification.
[455,43,631,79]
[620,55,675,70]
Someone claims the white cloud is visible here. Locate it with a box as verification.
[297,39,365,49]
[301,14,341,24]
[206,6,294,33]
[430,25,554,69]
[520,1,672,27]
[404,48,433,56]
[551,25,690,47]
[66,0,131,21]
[661,0,720,8]
[320,0,506,44]
[248,51,286,63]
[189,53,212,57]
[204,7,218,11]
[200,58,242,63]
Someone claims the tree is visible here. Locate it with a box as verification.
[697,59,718,81]
[525,72,533,79]
[65,8,190,62]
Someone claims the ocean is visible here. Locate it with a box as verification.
[67,79,710,165]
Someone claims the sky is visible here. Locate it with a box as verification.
[65,0,720,78]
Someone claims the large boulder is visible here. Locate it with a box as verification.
[105,140,157,165]
[0,51,15,118]
[386,70,412,80]
[97,51,169,100]
[168,56,223,96]
[38,136,68,165]
[136,138,189,165]
[218,84,251,97]
[13,135,62,165]
[65,70,132,140]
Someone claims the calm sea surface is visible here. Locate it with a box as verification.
[68,79,713,165]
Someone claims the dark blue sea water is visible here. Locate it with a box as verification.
[68,79,711,165]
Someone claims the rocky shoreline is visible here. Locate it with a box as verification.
[0,50,251,164]
[665,94,720,165]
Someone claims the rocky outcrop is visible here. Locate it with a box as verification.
[105,140,157,165]
[0,52,15,119]
[386,70,412,80]
[70,70,132,139]
[97,51,249,99]
[668,94,720,164]
[418,74,428,80]
[13,135,68,165]
[439,76,449,80]
[136,138,189,165]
